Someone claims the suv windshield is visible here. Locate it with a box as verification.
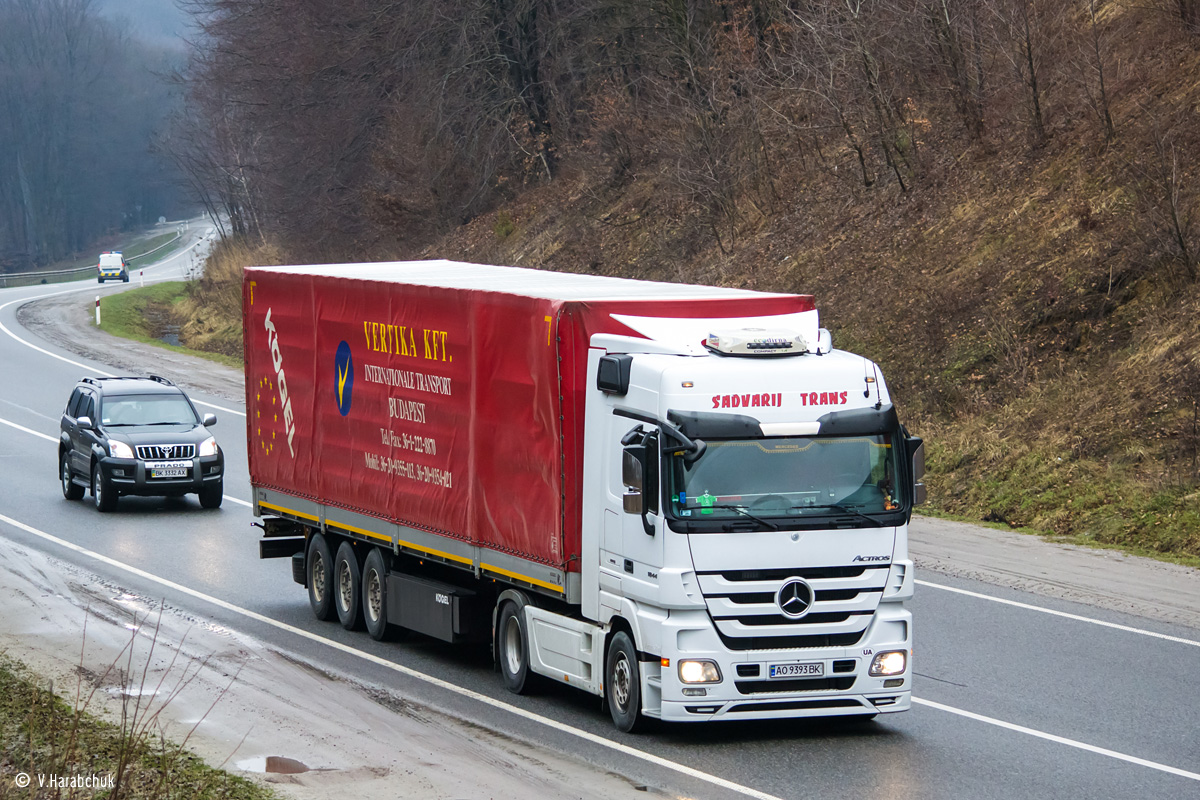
[100,394,198,426]
[667,434,903,527]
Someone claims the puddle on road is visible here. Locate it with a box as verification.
[236,756,311,775]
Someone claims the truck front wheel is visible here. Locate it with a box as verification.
[497,601,535,694]
[334,541,363,631]
[307,534,336,621]
[605,631,644,733]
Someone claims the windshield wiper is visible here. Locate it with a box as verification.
[695,504,779,530]
[794,503,885,528]
[139,421,194,426]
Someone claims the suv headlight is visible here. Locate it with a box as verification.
[109,440,135,459]
[199,436,219,457]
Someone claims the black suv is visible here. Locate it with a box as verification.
[59,376,224,511]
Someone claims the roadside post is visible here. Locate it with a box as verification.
[95,296,100,326]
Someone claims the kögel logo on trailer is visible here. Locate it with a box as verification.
[263,308,296,458]
[776,578,814,619]
[335,341,354,416]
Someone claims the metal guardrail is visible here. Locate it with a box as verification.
[0,232,183,289]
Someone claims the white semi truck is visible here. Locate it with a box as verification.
[246,262,924,731]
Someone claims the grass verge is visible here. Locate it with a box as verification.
[97,284,242,370]
[0,656,275,800]
[125,233,183,264]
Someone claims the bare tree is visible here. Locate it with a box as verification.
[927,0,988,139]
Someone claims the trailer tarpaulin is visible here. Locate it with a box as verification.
[244,262,813,571]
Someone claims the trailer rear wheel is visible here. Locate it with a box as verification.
[605,631,644,733]
[307,533,336,621]
[362,548,390,641]
[497,601,535,694]
[334,541,363,630]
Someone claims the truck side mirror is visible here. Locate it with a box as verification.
[621,447,644,514]
[621,436,658,535]
[77,416,94,430]
[907,437,926,506]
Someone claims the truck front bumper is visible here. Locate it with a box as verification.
[654,604,912,723]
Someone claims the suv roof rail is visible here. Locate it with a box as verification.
[79,375,176,387]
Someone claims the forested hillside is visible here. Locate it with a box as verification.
[174,1,1200,559]
[0,0,188,270]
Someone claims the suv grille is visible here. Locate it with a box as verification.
[698,565,890,650]
[136,444,195,460]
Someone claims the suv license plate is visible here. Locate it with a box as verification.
[768,662,824,679]
[148,461,189,478]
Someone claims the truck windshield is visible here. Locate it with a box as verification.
[667,435,902,525]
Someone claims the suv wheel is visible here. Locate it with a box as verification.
[92,464,118,512]
[199,480,223,509]
[61,452,84,500]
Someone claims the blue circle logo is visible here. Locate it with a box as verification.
[334,341,353,416]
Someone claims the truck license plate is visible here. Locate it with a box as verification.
[768,661,824,679]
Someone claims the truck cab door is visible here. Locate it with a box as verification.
[615,428,665,602]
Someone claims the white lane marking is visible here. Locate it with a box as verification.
[913,698,1200,782]
[917,580,1200,648]
[0,414,251,509]
[0,274,244,418]
[0,512,785,800]
[1,416,57,443]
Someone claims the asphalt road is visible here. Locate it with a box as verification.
[1,236,1197,799]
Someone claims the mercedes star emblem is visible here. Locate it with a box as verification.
[777,578,814,618]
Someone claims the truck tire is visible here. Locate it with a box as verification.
[605,631,644,733]
[307,533,337,621]
[61,452,83,500]
[334,541,363,630]
[92,464,117,512]
[497,600,536,694]
[361,547,391,641]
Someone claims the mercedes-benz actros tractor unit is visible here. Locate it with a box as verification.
[245,261,924,731]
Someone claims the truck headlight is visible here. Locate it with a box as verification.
[109,440,135,459]
[869,650,907,676]
[199,436,219,457]
[679,660,722,684]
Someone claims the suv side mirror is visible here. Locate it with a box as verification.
[202,413,217,427]
[77,416,94,430]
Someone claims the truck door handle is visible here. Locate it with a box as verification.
[624,559,633,574]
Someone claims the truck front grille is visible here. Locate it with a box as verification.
[698,564,890,650]
[136,444,195,460]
